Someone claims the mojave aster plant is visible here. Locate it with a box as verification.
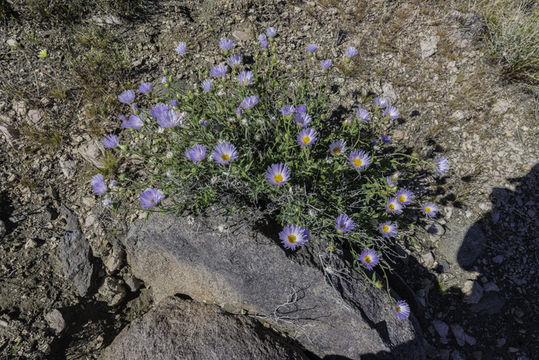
[96,29,449,320]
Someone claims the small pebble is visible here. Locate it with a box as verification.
[433,319,449,338]
[25,239,37,249]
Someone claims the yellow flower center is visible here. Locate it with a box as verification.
[396,306,401,313]
[353,158,362,167]
[424,207,431,213]
[382,225,390,232]
[287,234,297,243]
[364,255,371,263]
[274,174,284,183]
[389,203,395,210]
[221,154,230,161]
[398,195,406,202]
[333,147,341,155]
[302,136,311,144]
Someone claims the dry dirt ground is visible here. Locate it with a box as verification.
[0,0,537,359]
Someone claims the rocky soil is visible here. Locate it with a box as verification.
[0,0,537,359]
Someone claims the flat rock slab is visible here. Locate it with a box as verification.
[124,213,425,359]
[102,296,308,360]
[438,214,485,269]
[58,229,93,297]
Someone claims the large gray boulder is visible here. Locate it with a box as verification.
[102,296,308,360]
[123,213,425,359]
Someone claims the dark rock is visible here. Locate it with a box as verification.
[462,280,484,304]
[450,324,465,346]
[426,221,445,237]
[436,260,450,273]
[123,213,425,359]
[102,296,308,360]
[470,292,505,314]
[433,320,449,338]
[58,229,94,297]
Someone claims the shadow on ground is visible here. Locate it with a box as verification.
[379,164,539,359]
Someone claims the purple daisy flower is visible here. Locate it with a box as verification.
[121,114,144,130]
[185,145,207,163]
[235,107,243,117]
[237,71,254,86]
[103,134,119,149]
[329,140,346,156]
[307,44,318,53]
[118,90,135,104]
[265,163,291,186]
[118,115,127,122]
[435,157,450,175]
[374,97,388,108]
[356,108,370,122]
[227,54,243,67]
[258,34,268,49]
[395,189,414,206]
[279,224,308,250]
[296,104,307,113]
[302,227,311,242]
[266,27,277,38]
[219,38,234,51]
[280,105,295,116]
[379,221,398,238]
[294,112,312,127]
[175,42,187,56]
[359,249,380,270]
[386,176,397,188]
[240,96,259,109]
[386,197,403,215]
[394,300,411,320]
[381,135,391,144]
[211,142,238,165]
[132,103,139,112]
[422,203,439,218]
[349,150,371,170]
[138,82,153,94]
[335,214,355,233]
[210,64,227,78]
[384,106,399,119]
[151,103,181,128]
[170,100,179,108]
[227,55,243,67]
[90,174,107,195]
[202,79,213,93]
[297,128,317,147]
[321,59,332,70]
[140,188,165,209]
[345,46,358,58]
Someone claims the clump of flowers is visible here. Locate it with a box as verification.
[93,28,450,320]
